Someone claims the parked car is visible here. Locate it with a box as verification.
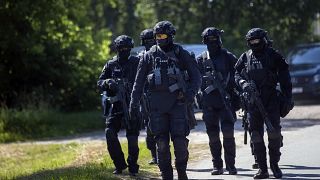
[287,43,320,100]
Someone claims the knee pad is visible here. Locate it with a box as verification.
[251,130,263,143]
[127,135,138,147]
[172,136,189,150]
[105,128,117,140]
[208,132,220,143]
[223,131,234,139]
[268,131,281,140]
[157,138,170,153]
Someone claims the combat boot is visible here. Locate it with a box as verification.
[177,170,188,180]
[252,162,259,169]
[226,165,237,175]
[270,163,282,179]
[112,164,127,174]
[148,158,157,165]
[211,167,223,175]
[253,169,269,179]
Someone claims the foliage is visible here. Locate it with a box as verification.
[0,0,111,110]
[0,107,104,142]
[1,0,320,110]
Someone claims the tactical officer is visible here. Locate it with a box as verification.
[138,28,158,165]
[97,35,140,176]
[235,28,293,179]
[129,21,201,180]
[197,27,238,175]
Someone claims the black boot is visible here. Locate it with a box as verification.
[253,169,269,179]
[270,163,282,179]
[148,158,157,165]
[112,164,127,174]
[177,170,188,180]
[211,167,223,175]
[252,162,259,169]
[226,165,237,175]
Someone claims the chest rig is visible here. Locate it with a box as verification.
[147,46,185,92]
[201,51,230,94]
[245,49,276,88]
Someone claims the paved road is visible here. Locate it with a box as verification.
[187,108,320,180]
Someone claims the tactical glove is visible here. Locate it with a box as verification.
[105,79,118,93]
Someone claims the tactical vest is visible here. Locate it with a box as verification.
[201,50,231,92]
[146,45,187,113]
[147,45,185,92]
[244,49,277,88]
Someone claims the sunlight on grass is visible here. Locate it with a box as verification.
[0,142,159,179]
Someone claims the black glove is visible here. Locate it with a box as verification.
[105,79,118,93]
[280,97,294,118]
[242,82,253,92]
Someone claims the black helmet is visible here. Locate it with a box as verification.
[201,27,224,45]
[153,21,176,36]
[140,28,154,40]
[245,28,267,41]
[245,28,269,52]
[114,35,134,49]
[140,28,155,48]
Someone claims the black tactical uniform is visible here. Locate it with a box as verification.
[197,27,238,175]
[97,35,140,175]
[235,28,293,179]
[138,28,158,165]
[130,21,201,180]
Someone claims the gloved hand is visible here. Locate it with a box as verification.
[242,82,254,95]
[105,79,118,93]
[280,97,294,118]
[129,105,140,130]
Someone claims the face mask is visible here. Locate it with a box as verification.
[117,48,131,62]
[155,34,172,48]
[207,42,220,53]
[248,38,265,53]
[144,39,155,51]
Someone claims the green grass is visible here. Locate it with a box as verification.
[0,142,159,180]
[0,108,104,143]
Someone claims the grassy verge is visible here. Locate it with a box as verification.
[0,108,104,143]
[0,142,159,180]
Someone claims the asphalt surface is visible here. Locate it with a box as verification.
[186,104,320,180]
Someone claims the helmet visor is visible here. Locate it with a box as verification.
[155,34,168,40]
[249,39,261,45]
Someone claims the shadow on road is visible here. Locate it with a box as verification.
[281,165,320,180]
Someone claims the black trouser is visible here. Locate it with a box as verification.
[146,123,157,161]
[149,102,190,180]
[105,104,140,173]
[248,97,282,171]
[203,105,236,169]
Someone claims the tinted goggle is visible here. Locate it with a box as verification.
[155,34,168,40]
[249,39,261,45]
[144,38,155,44]
[206,36,218,41]
[117,46,131,51]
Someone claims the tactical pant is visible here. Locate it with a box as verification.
[203,105,236,169]
[248,98,282,171]
[105,108,140,173]
[146,122,157,161]
[149,102,190,180]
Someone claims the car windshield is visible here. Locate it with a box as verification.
[287,45,320,64]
